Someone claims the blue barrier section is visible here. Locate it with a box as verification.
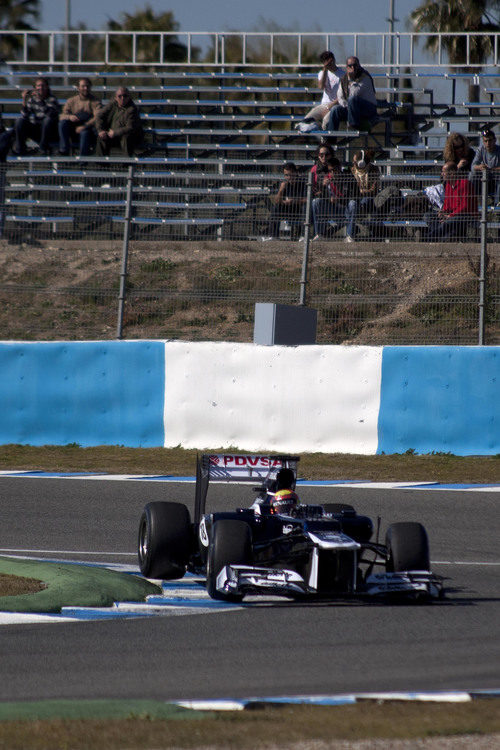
[0,342,165,447]
[377,346,500,455]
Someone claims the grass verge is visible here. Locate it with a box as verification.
[1,445,499,483]
[0,700,498,749]
[0,557,160,612]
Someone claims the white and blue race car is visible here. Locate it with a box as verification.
[138,454,443,602]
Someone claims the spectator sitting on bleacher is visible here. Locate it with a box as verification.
[13,77,60,156]
[58,78,101,156]
[310,143,334,197]
[262,162,308,241]
[426,161,478,241]
[443,132,475,173]
[95,87,143,157]
[0,114,10,240]
[402,181,445,228]
[327,56,377,133]
[469,128,500,205]
[296,51,344,133]
[0,114,13,162]
[311,156,357,240]
[345,149,380,242]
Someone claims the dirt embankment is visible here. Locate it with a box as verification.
[0,239,497,343]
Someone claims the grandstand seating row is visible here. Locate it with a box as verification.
[0,59,498,242]
[2,65,493,158]
[2,157,496,243]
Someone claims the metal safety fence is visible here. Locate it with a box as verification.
[0,162,498,345]
[3,30,500,70]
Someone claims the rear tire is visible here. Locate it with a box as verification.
[138,501,191,579]
[206,519,252,601]
[385,522,430,572]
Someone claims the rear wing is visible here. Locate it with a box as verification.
[194,454,299,524]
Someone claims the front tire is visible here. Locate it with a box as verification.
[385,522,430,572]
[138,501,191,579]
[206,519,252,601]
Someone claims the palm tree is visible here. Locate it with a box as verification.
[0,0,39,61]
[105,6,197,65]
[410,0,500,100]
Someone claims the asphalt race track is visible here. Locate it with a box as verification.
[0,477,499,703]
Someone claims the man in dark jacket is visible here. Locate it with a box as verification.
[13,77,60,155]
[95,87,143,157]
[262,162,308,240]
[327,56,378,132]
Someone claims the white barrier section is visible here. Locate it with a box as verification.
[163,342,383,454]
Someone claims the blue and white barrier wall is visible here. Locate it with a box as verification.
[0,341,498,455]
[0,341,165,448]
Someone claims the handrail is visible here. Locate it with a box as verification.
[1,30,500,69]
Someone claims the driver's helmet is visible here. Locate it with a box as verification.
[271,488,299,516]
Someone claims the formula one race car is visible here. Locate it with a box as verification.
[138,454,443,602]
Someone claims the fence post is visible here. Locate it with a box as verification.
[478,169,488,345]
[116,165,135,340]
[299,171,313,306]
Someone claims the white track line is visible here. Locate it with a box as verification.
[0,548,136,556]
[1,550,499,566]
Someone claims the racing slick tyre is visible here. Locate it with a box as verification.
[206,519,252,602]
[323,503,355,515]
[138,501,191,580]
[385,522,430,572]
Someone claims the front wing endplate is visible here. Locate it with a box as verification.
[364,571,443,598]
[215,566,444,600]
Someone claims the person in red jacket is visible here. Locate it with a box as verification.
[427,161,478,241]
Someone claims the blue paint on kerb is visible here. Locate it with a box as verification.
[0,341,165,447]
[377,346,500,456]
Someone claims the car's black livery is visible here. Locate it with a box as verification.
[138,454,443,601]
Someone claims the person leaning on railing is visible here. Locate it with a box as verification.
[95,87,143,157]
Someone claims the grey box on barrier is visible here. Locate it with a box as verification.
[253,303,317,345]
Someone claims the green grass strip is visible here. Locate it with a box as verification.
[0,556,161,613]
[0,699,206,721]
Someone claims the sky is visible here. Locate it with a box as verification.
[40,0,420,35]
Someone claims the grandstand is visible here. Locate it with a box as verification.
[1,30,499,241]
[0,30,498,345]
[1,32,499,224]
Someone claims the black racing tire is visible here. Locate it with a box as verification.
[385,522,430,572]
[206,519,252,602]
[138,501,191,579]
[323,503,355,515]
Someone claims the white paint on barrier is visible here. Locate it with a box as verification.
[175,692,474,710]
[163,342,383,454]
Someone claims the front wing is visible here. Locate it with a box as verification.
[364,571,444,599]
[215,565,443,600]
